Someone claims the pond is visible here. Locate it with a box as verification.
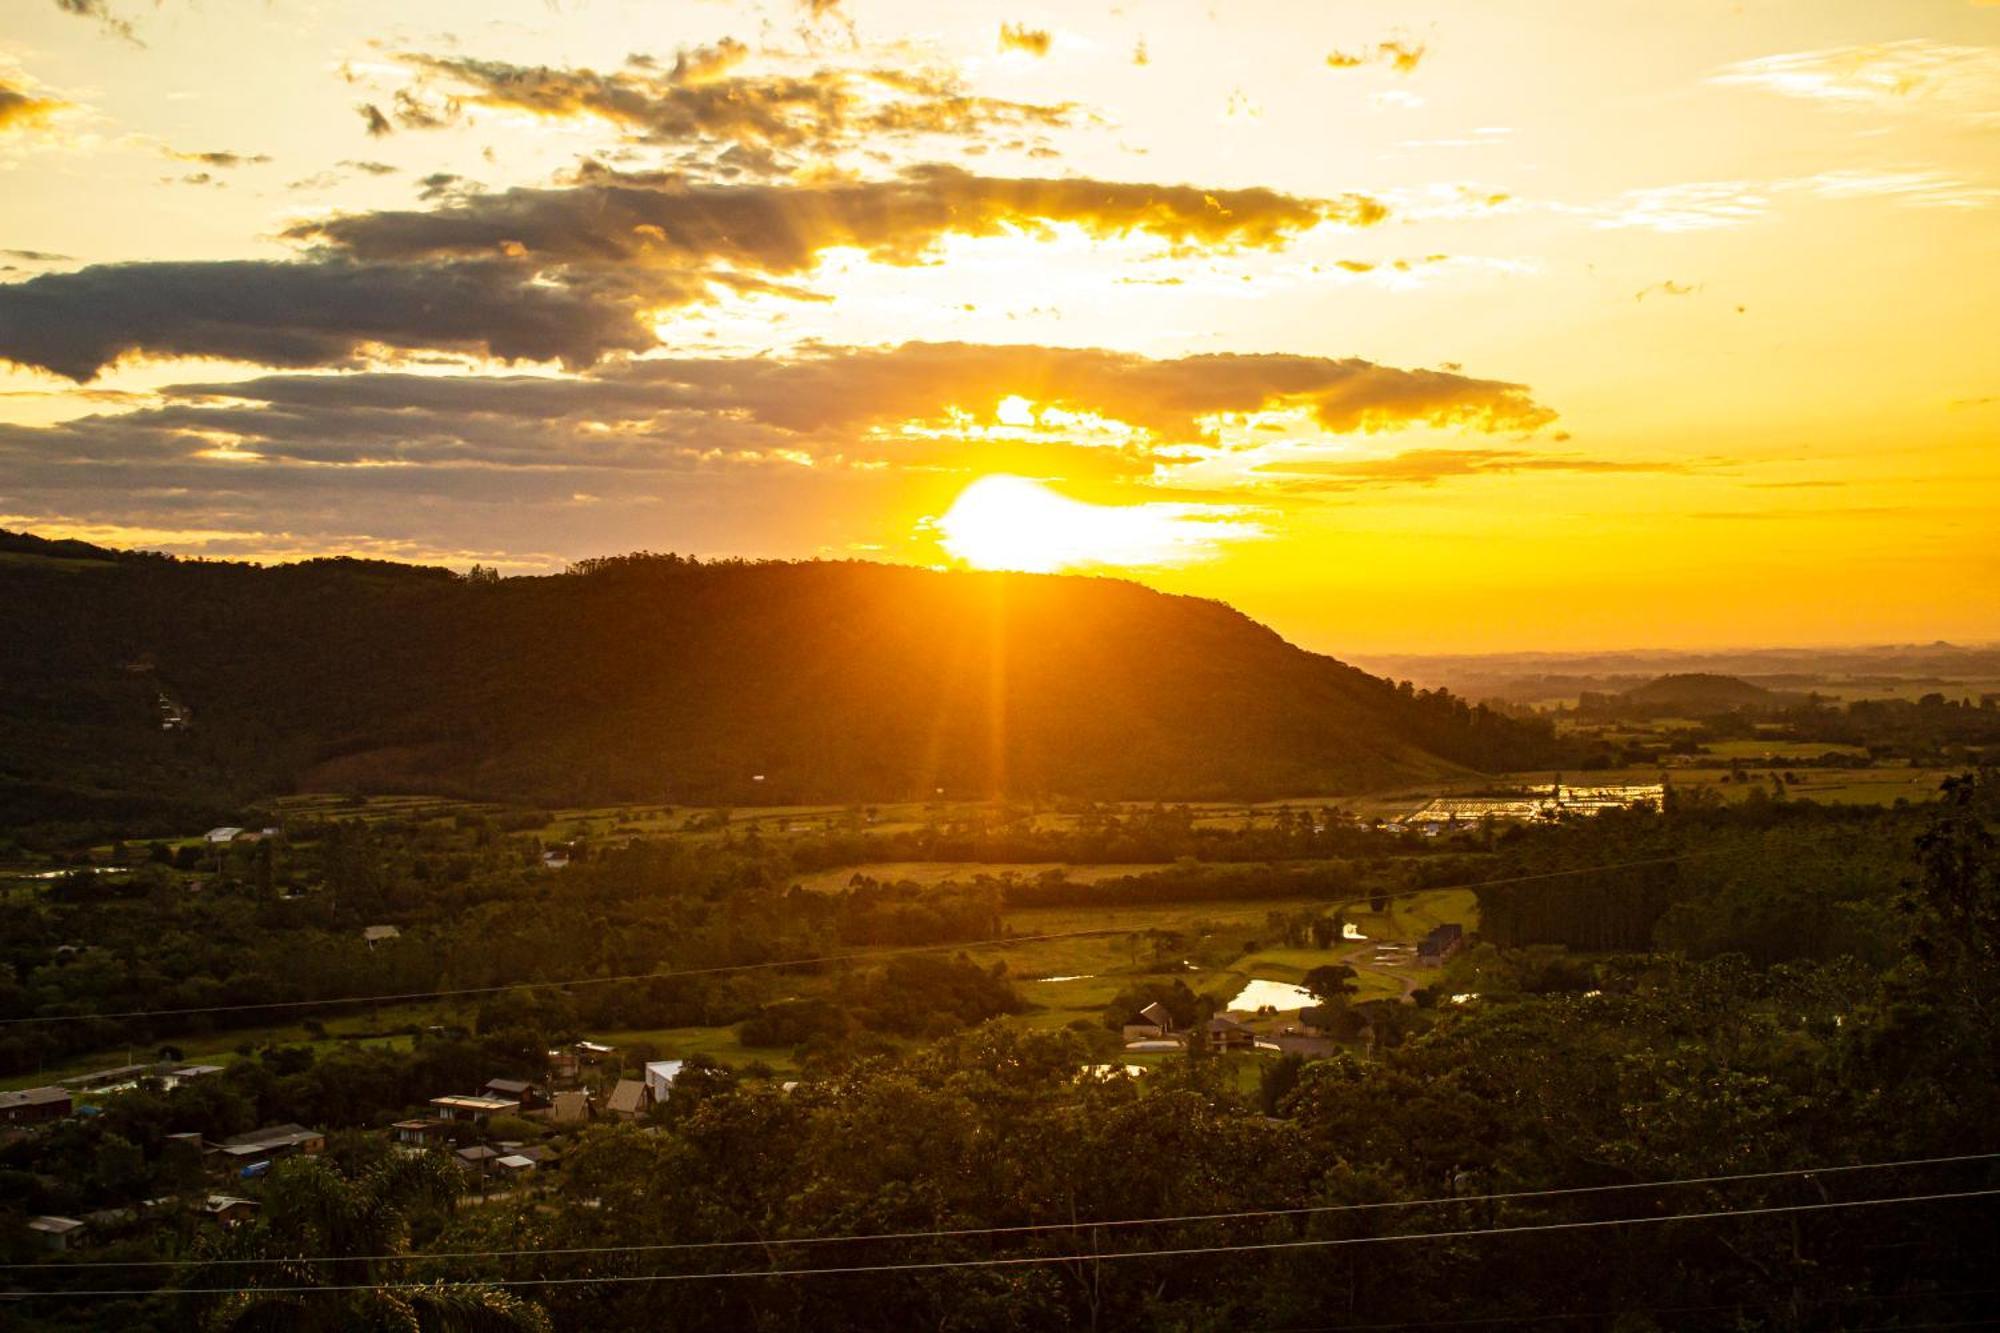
[1227,978,1318,1012]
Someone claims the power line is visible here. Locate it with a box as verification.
[10,1149,1991,1273]
[12,1185,1997,1298]
[0,853,1700,1028]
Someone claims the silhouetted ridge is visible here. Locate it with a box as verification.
[0,535,1558,820]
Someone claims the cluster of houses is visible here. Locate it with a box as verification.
[13,1041,701,1255]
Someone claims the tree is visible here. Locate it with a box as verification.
[1300,964,1357,1004]
[191,1152,548,1333]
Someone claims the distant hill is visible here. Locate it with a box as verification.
[0,531,1559,825]
[1618,673,1777,712]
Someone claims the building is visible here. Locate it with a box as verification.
[493,1153,537,1179]
[455,1144,502,1176]
[0,1085,73,1127]
[605,1078,649,1121]
[391,1118,456,1147]
[1417,923,1465,966]
[27,1216,86,1251]
[546,1089,591,1126]
[1121,1001,1178,1042]
[483,1078,549,1111]
[1204,1014,1256,1051]
[204,827,244,845]
[643,1059,684,1104]
[362,924,401,946]
[215,1124,325,1170]
[429,1093,519,1123]
[204,1196,260,1227]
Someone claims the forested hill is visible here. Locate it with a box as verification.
[0,531,1556,823]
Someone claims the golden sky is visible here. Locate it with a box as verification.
[1,0,1995,652]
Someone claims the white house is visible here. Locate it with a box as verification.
[643,1059,685,1103]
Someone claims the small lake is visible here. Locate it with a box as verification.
[1228,978,1318,1012]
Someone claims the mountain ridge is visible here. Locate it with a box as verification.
[0,530,1558,824]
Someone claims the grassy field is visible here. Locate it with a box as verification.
[0,1002,440,1093]
[790,861,1174,892]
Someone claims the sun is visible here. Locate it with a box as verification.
[933,474,1256,573]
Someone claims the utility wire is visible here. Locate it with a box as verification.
[0,854,1702,1027]
[10,1185,1997,1298]
[8,1149,1991,1272]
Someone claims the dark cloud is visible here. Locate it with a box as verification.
[389,50,1081,166]
[1634,280,1701,301]
[1,249,73,263]
[998,24,1052,57]
[290,164,1383,273]
[357,102,394,137]
[167,149,274,168]
[342,159,399,175]
[0,78,67,132]
[53,0,138,44]
[0,261,657,381]
[1257,448,1675,487]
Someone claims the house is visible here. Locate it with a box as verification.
[574,1040,616,1065]
[27,1215,85,1251]
[204,827,243,845]
[483,1078,549,1111]
[1204,1014,1256,1051]
[546,1089,591,1126]
[204,1196,259,1226]
[643,1059,684,1104]
[391,1118,456,1147]
[362,924,401,946]
[0,1085,73,1127]
[216,1124,325,1169]
[493,1154,537,1179]
[429,1093,519,1123]
[605,1078,649,1121]
[1121,1000,1178,1042]
[455,1144,502,1175]
[1417,923,1466,965]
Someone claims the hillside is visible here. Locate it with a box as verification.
[0,532,1557,824]
[1619,672,1777,711]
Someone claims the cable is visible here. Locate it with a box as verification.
[9,1149,1991,1272]
[11,1185,1997,1298]
[0,854,1701,1027]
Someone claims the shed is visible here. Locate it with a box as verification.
[28,1216,85,1251]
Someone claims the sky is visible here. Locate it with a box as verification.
[0,0,1995,655]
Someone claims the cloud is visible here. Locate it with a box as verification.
[166,149,273,168]
[1591,181,1769,232]
[386,50,1082,167]
[1634,279,1700,301]
[357,102,393,136]
[1256,448,1673,488]
[0,77,69,133]
[998,24,1053,58]
[1326,40,1427,74]
[0,161,1383,380]
[52,0,138,44]
[1710,40,2000,122]
[0,261,657,381]
[290,164,1383,274]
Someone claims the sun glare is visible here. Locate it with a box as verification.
[934,474,1258,573]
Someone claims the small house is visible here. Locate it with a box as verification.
[1417,923,1465,966]
[27,1216,86,1251]
[0,1085,73,1127]
[494,1153,537,1179]
[546,1089,591,1125]
[1121,1001,1178,1042]
[429,1093,519,1124]
[204,827,243,845]
[362,924,401,946]
[605,1078,649,1121]
[391,1118,455,1147]
[216,1124,325,1169]
[643,1059,684,1104]
[204,1196,259,1227]
[455,1144,502,1176]
[484,1078,549,1111]
[1204,1014,1256,1051]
